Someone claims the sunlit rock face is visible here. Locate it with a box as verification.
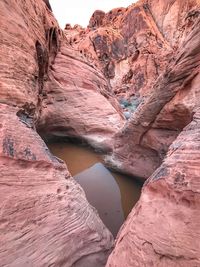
[65,0,200,100]
[0,0,115,266]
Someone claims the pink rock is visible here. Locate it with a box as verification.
[37,45,125,151]
[106,5,200,267]
[106,3,200,179]
[0,0,114,265]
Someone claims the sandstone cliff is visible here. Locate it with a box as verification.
[0,0,118,266]
[1,0,200,266]
[106,14,200,267]
[65,0,200,100]
[64,0,200,266]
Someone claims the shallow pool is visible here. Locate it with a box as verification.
[48,142,142,237]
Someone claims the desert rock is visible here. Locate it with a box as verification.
[0,0,115,266]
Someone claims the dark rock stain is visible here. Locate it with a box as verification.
[3,137,15,157]
[24,147,36,161]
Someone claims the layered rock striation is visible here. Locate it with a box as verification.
[65,0,200,100]
[0,0,118,266]
[63,0,200,266]
[106,2,200,267]
[106,11,200,179]
[37,45,125,151]
[1,0,200,266]
[64,1,200,180]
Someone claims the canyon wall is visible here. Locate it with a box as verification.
[106,13,200,266]
[1,0,200,266]
[37,45,125,151]
[101,1,200,267]
[63,0,200,266]
[106,0,200,179]
[64,0,199,100]
[65,0,200,179]
[0,0,118,266]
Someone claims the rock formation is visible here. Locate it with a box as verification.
[103,0,200,179]
[65,0,200,100]
[64,0,200,266]
[64,1,172,99]
[104,1,200,267]
[37,45,125,151]
[1,0,200,266]
[0,0,117,266]
[64,0,200,179]
[42,0,52,11]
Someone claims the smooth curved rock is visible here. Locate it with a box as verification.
[37,45,125,151]
[0,104,113,267]
[0,0,114,266]
[106,16,200,267]
[106,108,200,267]
[106,12,200,179]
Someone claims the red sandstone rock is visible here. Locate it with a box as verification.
[106,13,200,267]
[106,5,200,179]
[42,0,52,11]
[37,45,125,151]
[89,10,106,29]
[0,104,113,267]
[106,110,200,267]
[64,1,173,99]
[1,0,200,266]
[65,0,200,102]
[0,0,114,266]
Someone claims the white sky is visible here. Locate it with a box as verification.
[49,0,137,28]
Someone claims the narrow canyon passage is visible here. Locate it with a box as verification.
[48,141,142,237]
[1,0,200,266]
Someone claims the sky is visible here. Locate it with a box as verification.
[49,0,137,28]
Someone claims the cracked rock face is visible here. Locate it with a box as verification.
[65,0,200,100]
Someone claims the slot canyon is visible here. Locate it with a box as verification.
[0,0,200,266]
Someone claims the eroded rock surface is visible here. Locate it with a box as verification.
[64,0,200,176]
[106,111,200,267]
[1,0,200,266]
[106,4,200,179]
[0,104,113,267]
[65,0,200,101]
[37,45,125,151]
[64,0,200,138]
[106,11,200,267]
[0,0,114,266]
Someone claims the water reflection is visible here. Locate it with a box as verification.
[48,142,142,236]
[75,163,124,237]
